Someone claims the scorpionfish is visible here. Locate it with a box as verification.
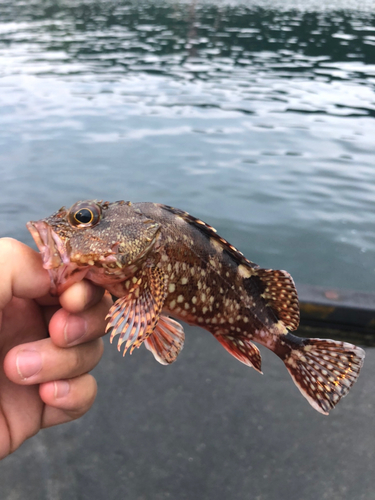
[27,200,365,415]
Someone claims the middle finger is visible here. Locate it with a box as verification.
[4,337,103,385]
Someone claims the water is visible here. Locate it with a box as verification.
[0,0,374,294]
[1,3,374,499]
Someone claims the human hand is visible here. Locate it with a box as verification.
[0,238,112,460]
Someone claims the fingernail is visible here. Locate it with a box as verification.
[16,350,42,380]
[64,315,87,345]
[54,380,70,399]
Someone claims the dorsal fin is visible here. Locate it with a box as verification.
[252,268,300,331]
[162,205,258,269]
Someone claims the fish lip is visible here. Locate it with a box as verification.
[27,220,77,295]
[27,221,70,269]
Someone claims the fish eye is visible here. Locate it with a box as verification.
[68,202,102,228]
[74,208,94,224]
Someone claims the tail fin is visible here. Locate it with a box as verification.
[280,334,365,414]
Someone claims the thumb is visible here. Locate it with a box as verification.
[0,238,51,311]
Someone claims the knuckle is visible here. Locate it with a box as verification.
[69,340,102,374]
[70,346,85,374]
[96,338,104,358]
[69,376,97,418]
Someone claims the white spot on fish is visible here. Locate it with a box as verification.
[238,264,252,279]
[211,238,223,253]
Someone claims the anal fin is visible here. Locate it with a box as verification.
[215,334,262,373]
[144,315,185,365]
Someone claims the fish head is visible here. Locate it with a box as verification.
[27,200,161,295]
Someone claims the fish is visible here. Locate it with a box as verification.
[27,199,365,415]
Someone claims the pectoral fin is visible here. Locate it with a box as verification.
[106,267,166,356]
[144,315,185,365]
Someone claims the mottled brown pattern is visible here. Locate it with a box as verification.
[27,199,365,415]
[135,203,297,341]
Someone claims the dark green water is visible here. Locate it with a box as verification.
[0,0,374,293]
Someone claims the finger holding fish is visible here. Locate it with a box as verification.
[0,238,51,312]
[58,280,107,314]
[39,373,98,429]
[48,290,112,347]
[3,337,103,385]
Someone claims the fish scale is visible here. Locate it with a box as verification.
[27,199,365,415]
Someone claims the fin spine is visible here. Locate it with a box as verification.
[161,204,258,269]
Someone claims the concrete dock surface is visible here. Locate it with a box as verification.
[1,324,374,500]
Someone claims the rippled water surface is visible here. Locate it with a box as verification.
[1,0,374,291]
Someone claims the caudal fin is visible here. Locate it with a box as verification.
[281,334,365,414]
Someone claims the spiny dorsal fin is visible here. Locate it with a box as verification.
[253,268,300,331]
[162,205,258,269]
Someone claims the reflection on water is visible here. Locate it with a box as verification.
[0,0,374,291]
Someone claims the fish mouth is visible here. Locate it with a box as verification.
[27,221,70,269]
[27,221,88,295]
